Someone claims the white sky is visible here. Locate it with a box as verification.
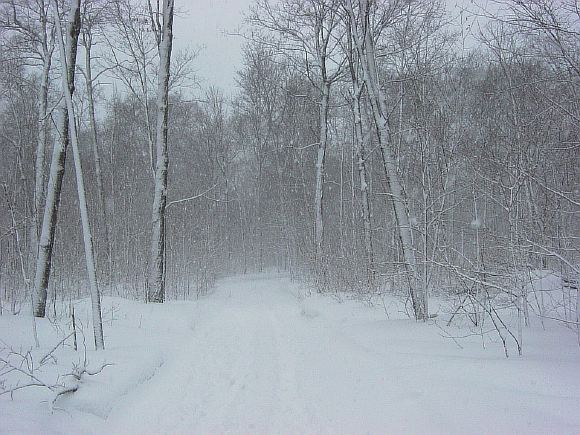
[170,0,486,95]
[173,0,253,95]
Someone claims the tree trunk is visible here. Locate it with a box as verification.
[53,0,104,349]
[314,81,330,270]
[31,51,51,266]
[352,84,374,287]
[346,0,424,319]
[32,1,81,318]
[84,37,111,284]
[28,1,53,281]
[147,0,175,303]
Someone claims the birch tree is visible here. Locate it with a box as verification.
[80,0,111,281]
[345,0,425,319]
[147,0,175,303]
[52,0,104,348]
[32,0,82,318]
[344,22,374,287]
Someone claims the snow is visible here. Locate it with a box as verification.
[2,273,580,434]
[469,217,482,229]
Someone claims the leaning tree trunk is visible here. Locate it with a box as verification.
[54,0,104,349]
[346,0,425,319]
[147,0,175,303]
[32,1,81,318]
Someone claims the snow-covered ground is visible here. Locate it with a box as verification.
[2,274,580,434]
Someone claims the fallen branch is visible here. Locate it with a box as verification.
[53,361,113,405]
[1,339,112,408]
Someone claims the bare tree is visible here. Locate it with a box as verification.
[105,0,158,174]
[236,44,285,272]
[32,0,82,318]
[345,0,425,319]
[146,0,175,303]
[249,0,346,273]
[0,0,56,276]
[486,0,580,79]
[52,0,104,349]
[343,20,374,287]
[80,0,111,283]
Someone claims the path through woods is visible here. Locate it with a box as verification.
[2,274,579,434]
[102,275,579,434]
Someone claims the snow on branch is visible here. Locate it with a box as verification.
[0,337,112,408]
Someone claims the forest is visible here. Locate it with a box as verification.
[0,0,579,433]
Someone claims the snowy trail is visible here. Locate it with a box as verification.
[98,275,580,434]
[4,274,579,434]
[103,276,431,434]
[104,277,369,433]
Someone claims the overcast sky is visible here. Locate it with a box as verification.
[172,0,253,95]
[170,0,485,96]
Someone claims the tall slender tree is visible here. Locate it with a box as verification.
[33,0,82,317]
[345,0,425,319]
[147,0,175,303]
[80,0,111,282]
[53,0,104,349]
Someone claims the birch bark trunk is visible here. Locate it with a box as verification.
[346,0,424,318]
[32,29,52,267]
[32,1,80,318]
[54,0,104,349]
[29,0,53,297]
[147,0,175,303]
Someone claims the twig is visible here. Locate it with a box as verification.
[40,332,75,365]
